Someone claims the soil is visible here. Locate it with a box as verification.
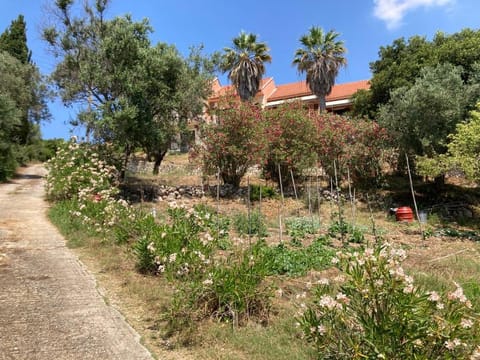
[0,164,153,360]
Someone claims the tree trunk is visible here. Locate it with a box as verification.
[434,174,445,190]
[152,150,168,175]
[120,144,131,181]
[221,172,241,190]
[318,96,327,113]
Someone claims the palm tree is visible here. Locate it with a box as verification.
[293,27,347,112]
[220,31,271,101]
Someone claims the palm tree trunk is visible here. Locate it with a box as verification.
[318,96,327,113]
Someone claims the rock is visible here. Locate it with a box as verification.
[463,208,473,218]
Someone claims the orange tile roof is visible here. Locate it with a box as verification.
[210,77,275,100]
[209,78,370,104]
[268,79,370,102]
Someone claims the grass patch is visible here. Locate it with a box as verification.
[48,200,87,248]
[196,316,315,360]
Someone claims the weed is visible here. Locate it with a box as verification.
[233,210,268,238]
[328,219,365,243]
[260,237,334,277]
[249,184,277,202]
[285,217,320,246]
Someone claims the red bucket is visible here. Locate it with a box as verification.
[396,206,413,222]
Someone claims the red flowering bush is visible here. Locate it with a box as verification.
[263,102,318,184]
[313,113,389,186]
[192,96,267,189]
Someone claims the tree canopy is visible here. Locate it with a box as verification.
[220,31,271,102]
[417,103,480,184]
[293,27,347,112]
[353,28,480,117]
[43,0,215,174]
[0,15,50,180]
[377,63,473,162]
[0,15,31,64]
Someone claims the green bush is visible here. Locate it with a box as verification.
[260,237,334,276]
[0,144,17,181]
[233,209,268,237]
[286,217,320,246]
[45,140,140,242]
[298,244,480,359]
[328,219,365,243]
[169,243,273,326]
[133,203,229,278]
[249,184,277,201]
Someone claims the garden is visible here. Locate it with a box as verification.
[45,128,480,359]
[36,2,480,358]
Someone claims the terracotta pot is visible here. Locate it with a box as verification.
[396,206,413,222]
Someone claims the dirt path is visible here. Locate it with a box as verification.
[0,164,153,360]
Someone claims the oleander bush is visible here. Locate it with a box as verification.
[297,244,480,359]
[169,242,273,328]
[233,209,268,237]
[133,202,229,278]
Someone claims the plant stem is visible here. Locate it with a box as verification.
[405,154,426,245]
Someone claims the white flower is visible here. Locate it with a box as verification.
[413,339,423,346]
[461,318,474,329]
[317,278,330,286]
[316,325,326,335]
[427,291,440,302]
[275,288,283,298]
[168,253,177,263]
[448,284,469,304]
[364,248,374,257]
[295,292,307,299]
[319,295,341,310]
[202,278,213,286]
[471,346,480,359]
[147,242,155,252]
[445,338,462,350]
[336,292,350,305]
[331,257,339,265]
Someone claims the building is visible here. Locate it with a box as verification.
[177,77,369,151]
[207,77,370,114]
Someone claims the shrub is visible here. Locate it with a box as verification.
[297,244,480,359]
[313,112,389,187]
[169,243,273,326]
[260,237,334,276]
[45,140,119,202]
[417,103,480,185]
[45,140,143,242]
[133,203,229,278]
[328,219,365,244]
[263,102,318,185]
[249,184,277,202]
[192,95,268,189]
[233,209,268,238]
[285,217,320,246]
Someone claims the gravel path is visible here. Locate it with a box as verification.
[0,164,153,360]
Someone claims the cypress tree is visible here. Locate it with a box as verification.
[0,15,31,64]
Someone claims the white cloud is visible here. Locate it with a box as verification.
[373,0,453,29]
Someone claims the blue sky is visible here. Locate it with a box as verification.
[1,0,480,139]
